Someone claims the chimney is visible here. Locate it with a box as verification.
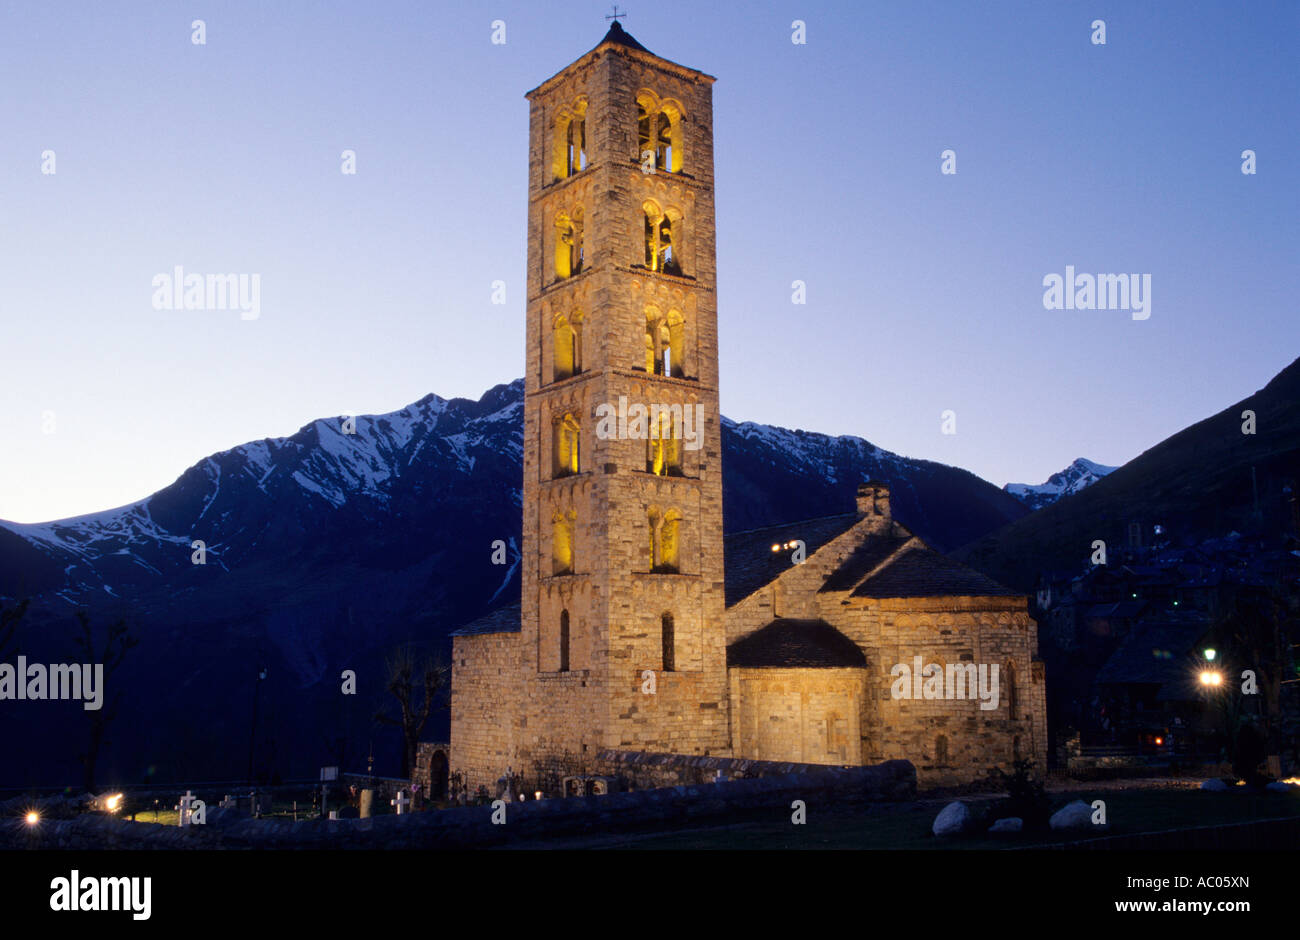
[857,481,890,521]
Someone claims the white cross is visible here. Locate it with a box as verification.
[175,790,196,827]
[390,790,410,815]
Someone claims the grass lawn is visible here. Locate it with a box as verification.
[573,786,1300,850]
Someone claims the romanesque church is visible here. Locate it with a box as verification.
[445,21,1046,793]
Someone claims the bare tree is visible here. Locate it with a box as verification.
[374,646,448,779]
[71,611,138,793]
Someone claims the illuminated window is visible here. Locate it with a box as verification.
[646,408,681,476]
[553,413,580,478]
[553,313,582,381]
[666,310,685,377]
[660,509,681,571]
[647,507,682,571]
[553,99,588,180]
[661,613,675,672]
[643,307,687,378]
[552,509,575,575]
[641,202,682,275]
[636,93,683,173]
[555,208,584,280]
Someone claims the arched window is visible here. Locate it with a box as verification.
[646,507,661,570]
[661,613,675,671]
[666,310,685,377]
[647,407,681,476]
[552,509,575,575]
[643,208,657,269]
[553,314,580,381]
[553,413,580,477]
[567,114,586,176]
[641,203,682,276]
[559,610,570,672]
[647,507,682,572]
[635,93,683,173]
[657,103,683,173]
[555,209,583,280]
[553,99,588,180]
[657,215,676,274]
[659,509,681,572]
[637,98,654,170]
[555,214,574,280]
[571,207,584,274]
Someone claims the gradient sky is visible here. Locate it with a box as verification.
[2,0,1296,523]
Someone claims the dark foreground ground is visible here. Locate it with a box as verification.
[505,779,1300,850]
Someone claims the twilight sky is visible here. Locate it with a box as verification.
[1,0,1296,523]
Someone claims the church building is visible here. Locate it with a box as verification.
[446,21,1046,793]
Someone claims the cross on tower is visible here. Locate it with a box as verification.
[606,5,627,23]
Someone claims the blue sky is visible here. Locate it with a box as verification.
[1,0,1296,523]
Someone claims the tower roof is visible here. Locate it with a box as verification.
[595,20,651,54]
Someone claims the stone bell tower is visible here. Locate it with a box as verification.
[518,20,730,766]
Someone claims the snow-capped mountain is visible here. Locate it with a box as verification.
[0,380,1024,786]
[1003,458,1118,511]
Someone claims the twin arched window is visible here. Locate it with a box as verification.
[642,203,682,275]
[647,409,682,476]
[644,308,685,377]
[637,94,683,173]
[647,507,682,572]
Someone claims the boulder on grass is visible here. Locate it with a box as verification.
[1049,799,1096,831]
[988,816,1023,833]
[932,800,971,837]
[1200,778,1229,792]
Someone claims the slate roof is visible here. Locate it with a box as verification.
[722,513,858,606]
[851,545,1020,598]
[450,602,521,637]
[726,619,867,669]
[819,534,912,593]
[1095,616,1214,700]
[595,21,651,54]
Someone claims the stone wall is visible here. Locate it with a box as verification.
[831,597,1048,787]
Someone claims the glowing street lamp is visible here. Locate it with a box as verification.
[24,811,39,826]
[1199,669,1223,687]
[1203,648,1217,662]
